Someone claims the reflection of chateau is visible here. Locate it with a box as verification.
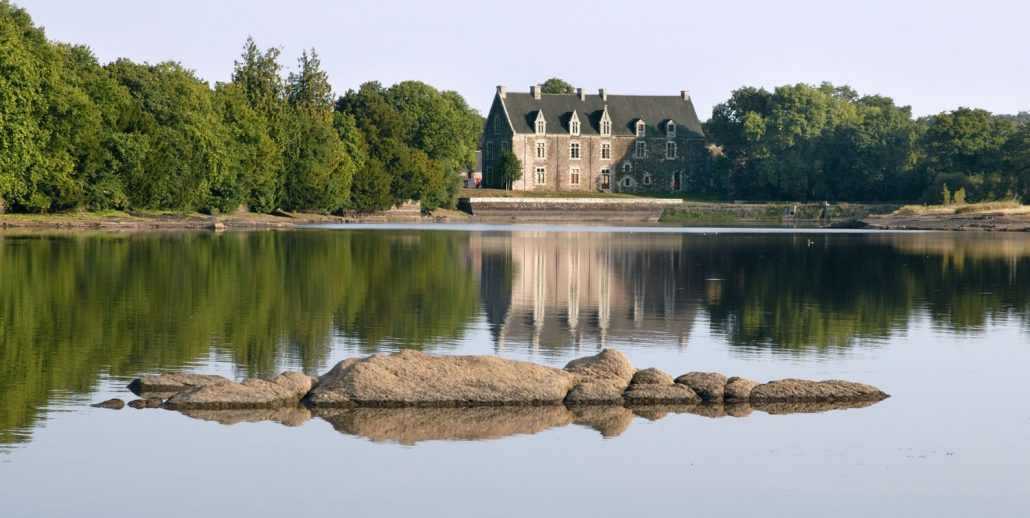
[472,232,702,353]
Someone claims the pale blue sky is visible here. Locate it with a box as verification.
[15,0,1030,119]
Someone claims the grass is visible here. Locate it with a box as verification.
[893,200,1025,216]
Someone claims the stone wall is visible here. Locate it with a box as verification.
[460,197,682,221]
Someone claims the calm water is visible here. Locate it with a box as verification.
[1,225,1028,516]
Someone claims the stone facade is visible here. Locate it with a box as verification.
[481,86,707,194]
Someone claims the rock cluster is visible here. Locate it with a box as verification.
[111,350,889,433]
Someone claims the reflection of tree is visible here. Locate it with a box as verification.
[700,234,1030,352]
[0,230,479,446]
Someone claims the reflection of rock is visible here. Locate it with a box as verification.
[563,349,637,405]
[174,406,313,427]
[127,373,230,397]
[724,377,758,402]
[316,406,574,445]
[752,400,879,415]
[569,405,635,438]
[91,398,125,410]
[163,372,317,410]
[750,379,889,403]
[127,397,163,409]
[305,350,576,408]
[724,402,753,418]
[675,372,728,402]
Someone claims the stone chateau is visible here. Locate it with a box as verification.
[481,85,706,193]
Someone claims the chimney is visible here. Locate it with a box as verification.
[599,88,608,101]
[576,88,585,101]
[531,84,541,99]
[681,90,690,101]
[497,85,506,99]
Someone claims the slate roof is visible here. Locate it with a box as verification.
[500,92,705,138]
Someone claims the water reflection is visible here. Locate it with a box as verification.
[161,399,885,445]
[1,228,1030,447]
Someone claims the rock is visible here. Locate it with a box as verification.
[564,349,637,384]
[316,406,574,445]
[629,367,674,386]
[724,376,758,402]
[128,397,165,409]
[675,372,728,402]
[563,349,637,405]
[91,398,125,410]
[569,405,635,438]
[749,379,889,403]
[564,382,627,405]
[163,372,317,410]
[127,373,230,397]
[624,383,702,405]
[174,406,313,427]
[304,350,576,408]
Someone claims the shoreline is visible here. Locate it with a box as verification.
[2,203,1029,232]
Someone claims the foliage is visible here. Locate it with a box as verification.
[705,83,1026,203]
[540,77,575,94]
[336,80,482,212]
[494,149,522,189]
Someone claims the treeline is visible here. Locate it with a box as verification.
[0,2,481,214]
[704,83,1030,202]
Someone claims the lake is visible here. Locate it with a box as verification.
[1,225,1028,517]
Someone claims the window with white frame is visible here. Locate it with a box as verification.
[642,173,652,186]
[536,141,546,159]
[601,143,611,159]
[636,121,646,137]
[535,166,546,184]
[667,120,676,138]
[621,177,633,188]
[535,112,546,135]
[623,162,632,173]
[634,141,646,158]
[570,120,580,136]
[570,142,581,159]
[601,119,611,135]
[570,167,581,185]
[666,141,677,159]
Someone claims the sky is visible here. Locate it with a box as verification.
[14,0,1030,120]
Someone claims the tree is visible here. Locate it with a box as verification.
[495,149,522,190]
[279,50,352,212]
[540,77,575,94]
[918,108,1014,201]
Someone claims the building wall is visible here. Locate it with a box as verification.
[482,93,708,194]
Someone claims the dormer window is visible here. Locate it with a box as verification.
[636,120,646,137]
[600,107,611,136]
[534,111,546,135]
[667,120,676,138]
[569,111,581,136]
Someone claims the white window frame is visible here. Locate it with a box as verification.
[536,120,546,135]
[635,141,646,158]
[536,140,547,159]
[666,141,677,159]
[570,120,580,136]
[570,167,581,185]
[636,121,646,137]
[623,162,632,173]
[570,142,581,160]
[621,177,633,188]
[601,142,611,160]
[535,166,546,185]
[642,173,652,186]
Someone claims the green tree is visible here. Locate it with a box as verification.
[540,77,575,94]
[279,50,352,212]
[495,149,522,190]
[918,108,1014,201]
